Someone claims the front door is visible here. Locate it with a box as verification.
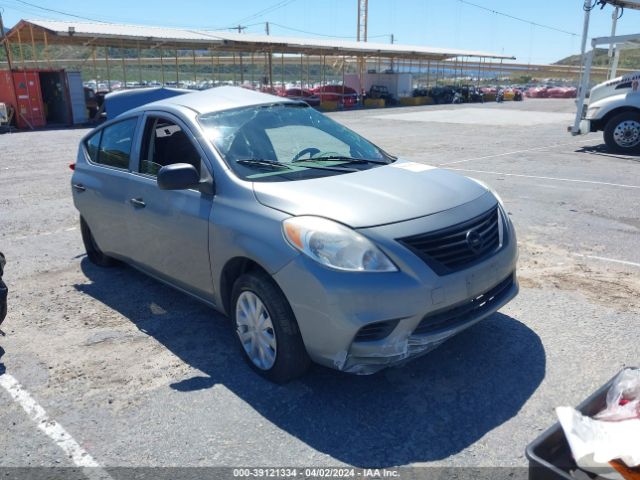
[125,113,214,300]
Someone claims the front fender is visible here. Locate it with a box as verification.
[588,93,640,120]
[209,196,297,309]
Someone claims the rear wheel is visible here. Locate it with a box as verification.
[80,217,117,267]
[231,271,310,383]
[604,112,640,153]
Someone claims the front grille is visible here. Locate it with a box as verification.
[413,273,514,336]
[353,319,400,342]
[398,207,501,274]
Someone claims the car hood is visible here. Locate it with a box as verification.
[252,160,489,228]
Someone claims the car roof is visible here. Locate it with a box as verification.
[140,85,296,115]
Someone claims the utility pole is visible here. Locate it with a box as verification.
[265,22,273,90]
[357,0,368,42]
[390,34,395,71]
[0,9,14,71]
[234,25,246,84]
[356,0,368,103]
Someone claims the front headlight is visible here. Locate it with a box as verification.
[282,216,397,272]
[469,177,504,206]
[586,106,600,119]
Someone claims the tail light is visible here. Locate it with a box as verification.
[69,163,75,171]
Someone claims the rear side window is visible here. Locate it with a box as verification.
[87,118,138,169]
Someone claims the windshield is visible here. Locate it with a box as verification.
[197,103,394,182]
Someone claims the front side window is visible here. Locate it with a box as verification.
[198,103,393,182]
[139,117,202,177]
[95,118,138,169]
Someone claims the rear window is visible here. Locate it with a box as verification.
[85,118,138,169]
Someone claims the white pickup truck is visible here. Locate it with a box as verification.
[578,71,640,153]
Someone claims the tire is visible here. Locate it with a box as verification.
[604,111,640,153]
[231,271,310,383]
[80,217,117,267]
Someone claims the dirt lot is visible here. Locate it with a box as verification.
[0,98,638,473]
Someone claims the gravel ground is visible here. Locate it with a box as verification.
[0,99,638,472]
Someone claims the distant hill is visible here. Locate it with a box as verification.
[556,48,640,70]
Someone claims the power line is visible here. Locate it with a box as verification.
[457,0,578,37]
[230,0,299,27]
[12,0,105,22]
[269,22,357,38]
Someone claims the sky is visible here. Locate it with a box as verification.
[1,0,639,64]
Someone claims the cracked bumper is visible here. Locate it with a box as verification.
[272,200,519,374]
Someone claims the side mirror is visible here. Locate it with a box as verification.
[157,163,200,191]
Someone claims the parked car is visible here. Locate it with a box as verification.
[312,85,358,107]
[525,86,549,98]
[546,86,577,98]
[366,85,397,105]
[280,88,321,107]
[71,86,518,382]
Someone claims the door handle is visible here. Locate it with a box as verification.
[129,197,146,208]
[72,183,86,192]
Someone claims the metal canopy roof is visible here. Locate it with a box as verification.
[602,0,640,9]
[6,19,515,61]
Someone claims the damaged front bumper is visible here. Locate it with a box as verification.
[341,273,518,374]
[272,197,519,374]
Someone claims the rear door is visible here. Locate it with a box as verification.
[72,116,140,259]
[125,112,214,299]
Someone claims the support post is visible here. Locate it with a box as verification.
[250,52,254,86]
[268,49,273,90]
[0,10,14,71]
[121,40,127,87]
[16,27,25,69]
[610,47,620,80]
[214,45,217,82]
[576,0,592,102]
[233,52,237,85]
[105,46,112,91]
[138,43,142,85]
[175,48,179,85]
[607,7,620,80]
[92,46,97,82]
[572,47,594,135]
[192,49,197,83]
[160,48,165,85]
[29,23,38,68]
[43,30,51,68]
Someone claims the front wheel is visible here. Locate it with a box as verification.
[231,271,310,383]
[604,112,640,153]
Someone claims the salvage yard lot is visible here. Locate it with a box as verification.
[0,98,638,468]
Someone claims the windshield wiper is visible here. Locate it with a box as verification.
[238,158,357,174]
[292,155,389,165]
[237,159,293,170]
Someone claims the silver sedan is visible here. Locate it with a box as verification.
[71,86,518,382]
